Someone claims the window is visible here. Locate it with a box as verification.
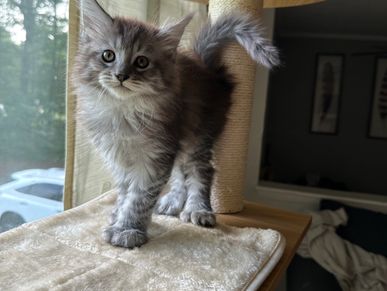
[17,183,63,202]
[0,0,68,232]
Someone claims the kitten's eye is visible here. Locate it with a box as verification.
[102,50,115,63]
[134,56,149,69]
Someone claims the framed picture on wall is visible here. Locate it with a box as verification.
[368,57,387,139]
[310,54,344,134]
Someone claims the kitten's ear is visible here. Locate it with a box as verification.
[79,0,113,38]
[158,14,193,52]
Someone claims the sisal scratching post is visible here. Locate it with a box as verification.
[209,0,263,213]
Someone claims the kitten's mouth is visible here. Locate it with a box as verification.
[108,84,135,98]
[117,83,132,91]
[113,79,139,91]
[118,83,144,94]
[99,76,154,98]
[99,78,136,99]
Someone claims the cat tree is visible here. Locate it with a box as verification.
[209,0,263,213]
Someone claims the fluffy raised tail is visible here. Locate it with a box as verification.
[193,13,279,70]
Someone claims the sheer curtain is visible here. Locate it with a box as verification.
[64,0,207,209]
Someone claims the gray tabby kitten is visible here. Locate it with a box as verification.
[72,0,279,248]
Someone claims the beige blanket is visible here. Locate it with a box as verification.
[0,191,284,291]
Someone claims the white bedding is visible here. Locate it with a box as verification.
[0,191,285,291]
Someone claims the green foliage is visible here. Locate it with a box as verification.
[0,0,67,165]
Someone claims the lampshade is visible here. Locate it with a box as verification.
[186,0,324,8]
[263,0,323,8]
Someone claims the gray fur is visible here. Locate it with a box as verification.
[156,166,187,216]
[194,13,279,69]
[80,0,113,38]
[72,0,278,248]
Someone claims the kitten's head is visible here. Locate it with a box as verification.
[75,0,192,100]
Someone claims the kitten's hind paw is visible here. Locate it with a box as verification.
[102,226,148,248]
[154,193,185,216]
[180,210,216,227]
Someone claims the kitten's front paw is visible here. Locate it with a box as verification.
[155,193,185,216]
[102,226,148,248]
[180,210,216,227]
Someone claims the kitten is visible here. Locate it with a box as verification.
[72,0,279,248]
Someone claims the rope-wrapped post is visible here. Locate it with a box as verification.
[209,0,264,213]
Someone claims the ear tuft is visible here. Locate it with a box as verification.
[80,0,113,38]
[158,14,194,51]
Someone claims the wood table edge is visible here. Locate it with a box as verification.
[216,201,312,291]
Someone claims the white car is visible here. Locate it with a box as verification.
[0,168,64,232]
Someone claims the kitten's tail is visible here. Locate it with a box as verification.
[193,13,279,70]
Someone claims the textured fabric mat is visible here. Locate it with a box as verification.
[0,191,285,291]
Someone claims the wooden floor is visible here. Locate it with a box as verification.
[217,201,311,291]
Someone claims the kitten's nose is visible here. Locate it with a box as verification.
[115,74,129,82]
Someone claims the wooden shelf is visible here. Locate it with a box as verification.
[216,201,311,291]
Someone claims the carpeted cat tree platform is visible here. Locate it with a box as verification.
[0,0,314,290]
[0,191,286,290]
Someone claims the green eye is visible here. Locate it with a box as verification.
[102,50,115,63]
[134,56,149,69]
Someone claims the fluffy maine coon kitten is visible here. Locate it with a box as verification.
[72,0,279,248]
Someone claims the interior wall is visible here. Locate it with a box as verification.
[262,37,387,196]
[244,8,275,200]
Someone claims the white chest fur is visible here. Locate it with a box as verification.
[80,99,164,190]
